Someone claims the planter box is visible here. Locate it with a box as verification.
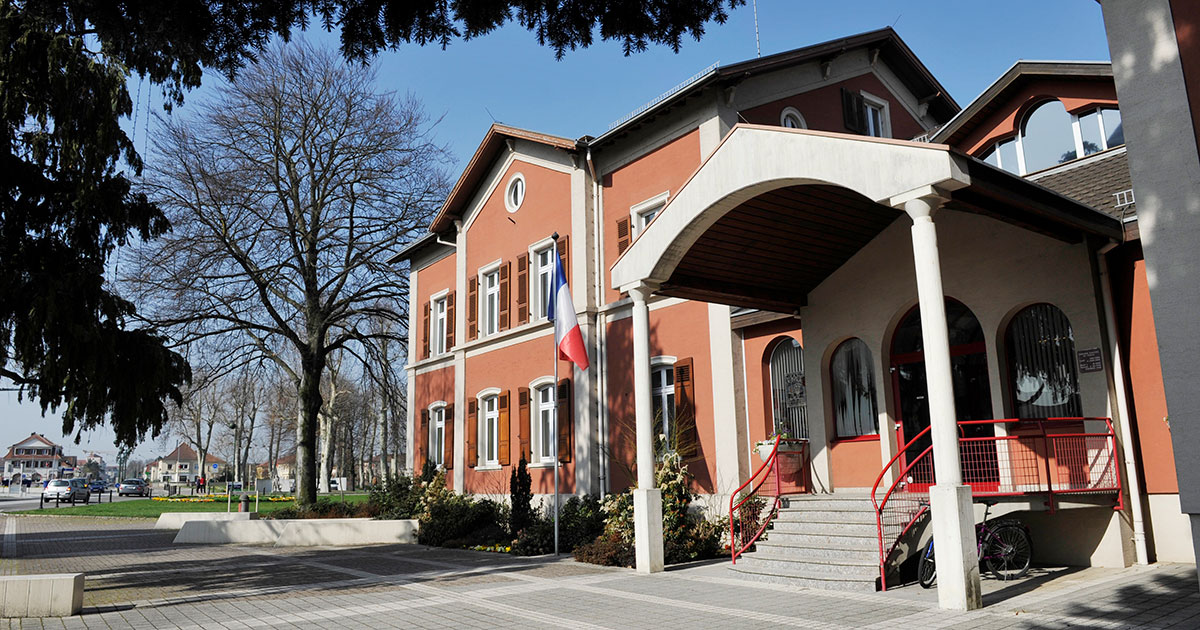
[154,511,258,530]
[0,574,83,617]
[173,518,418,546]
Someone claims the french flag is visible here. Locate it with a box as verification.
[547,251,589,370]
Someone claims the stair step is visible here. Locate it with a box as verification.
[733,555,880,581]
[728,567,878,592]
[754,541,879,563]
[771,520,877,536]
[774,509,878,524]
[759,530,878,548]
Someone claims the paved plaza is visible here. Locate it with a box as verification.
[1,515,1198,628]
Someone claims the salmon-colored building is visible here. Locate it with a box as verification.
[395,28,1187,600]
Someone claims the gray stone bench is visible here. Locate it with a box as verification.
[0,573,83,617]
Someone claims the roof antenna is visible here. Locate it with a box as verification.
[752,0,762,57]
[891,14,902,28]
[484,106,499,123]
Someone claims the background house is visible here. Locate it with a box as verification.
[147,444,227,484]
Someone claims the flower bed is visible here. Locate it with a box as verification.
[152,495,295,503]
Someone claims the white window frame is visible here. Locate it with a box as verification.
[505,173,526,213]
[997,103,1124,176]
[431,289,449,355]
[528,237,556,322]
[477,390,501,467]
[429,402,447,468]
[780,107,807,129]
[650,356,677,439]
[478,261,502,336]
[529,377,557,465]
[630,191,670,237]
[860,91,891,139]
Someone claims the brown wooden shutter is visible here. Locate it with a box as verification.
[616,217,632,254]
[841,88,866,134]
[499,261,511,331]
[421,301,430,359]
[673,357,700,460]
[556,234,570,285]
[418,409,429,470]
[467,276,479,340]
[442,404,454,470]
[466,399,478,468]
[516,254,529,325]
[557,378,573,462]
[517,387,531,460]
[498,391,511,466]
[445,293,456,350]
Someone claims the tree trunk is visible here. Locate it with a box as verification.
[296,353,323,506]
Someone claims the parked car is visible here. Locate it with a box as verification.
[43,479,90,504]
[117,479,152,497]
[88,480,106,493]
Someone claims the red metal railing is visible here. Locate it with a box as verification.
[729,437,810,564]
[871,417,1122,590]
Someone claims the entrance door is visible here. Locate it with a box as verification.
[890,300,996,487]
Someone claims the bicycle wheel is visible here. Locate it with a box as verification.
[917,538,936,589]
[983,524,1032,581]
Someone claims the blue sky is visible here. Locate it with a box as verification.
[2,0,1112,461]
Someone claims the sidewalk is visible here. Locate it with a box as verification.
[2,514,1198,628]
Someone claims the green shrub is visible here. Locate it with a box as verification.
[573,530,635,567]
[369,473,421,519]
[417,471,508,548]
[268,499,376,520]
[511,512,554,555]
[419,459,437,484]
[559,495,605,551]
[509,455,534,536]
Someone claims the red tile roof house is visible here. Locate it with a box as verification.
[394,27,1180,605]
[147,444,227,485]
[3,432,76,482]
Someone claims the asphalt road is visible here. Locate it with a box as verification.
[0,489,151,512]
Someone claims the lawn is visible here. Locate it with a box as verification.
[13,493,370,518]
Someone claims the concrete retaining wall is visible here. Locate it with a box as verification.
[173,518,419,546]
[154,511,259,530]
[0,574,83,617]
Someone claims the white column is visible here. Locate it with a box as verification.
[905,195,981,611]
[629,283,664,573]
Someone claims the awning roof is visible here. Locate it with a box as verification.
[610,125,1122,313]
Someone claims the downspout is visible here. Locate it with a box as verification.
[586,148,609,497]
[1096,240,1150,565]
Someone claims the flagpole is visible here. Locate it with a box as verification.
[550,231,560,557]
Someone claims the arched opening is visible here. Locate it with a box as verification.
[768,337,807,438]
[1020,99,1077,173]
[1005,303,1081,418]
[890,299,995,480]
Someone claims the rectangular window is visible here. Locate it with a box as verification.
[433,297,447,355]
[179,475,188,483]
[651,366,676,439]
[483,271,500,335]
[534,247,555,321]
[483,396,499,466]
[537,385,556,463]
[431,407,445,467]
[1078,110,1104,156]
[179,463,189,470]
[864,102,885,137]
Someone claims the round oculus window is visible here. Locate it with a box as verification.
[505,174,526,213]
[780,107,806,129]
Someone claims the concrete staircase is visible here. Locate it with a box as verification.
[729,492,881,591]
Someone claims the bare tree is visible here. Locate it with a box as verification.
[171,373,220,487]
[224,367,263,484]
[126,42,449,505]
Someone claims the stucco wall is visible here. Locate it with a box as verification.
[956,79,1119,156]
[740,71,926,141]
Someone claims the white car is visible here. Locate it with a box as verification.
[43,479,90,504]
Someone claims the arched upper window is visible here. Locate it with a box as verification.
[780,107,807,129]
[1020,100,1077,173]
[891,299,986,356]
[979,102,1125,175]
[830,338,878,438]
[1005,304,1082,418]
[769,338,807,438]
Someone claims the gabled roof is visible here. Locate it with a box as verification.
[427,124,577,235]
[930,61,1113,147]
[161,443,227,465]
[592,27,959,147]
[10,432,58,449]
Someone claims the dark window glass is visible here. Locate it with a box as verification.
[1006,304,1082,418]
[830,339,878,437]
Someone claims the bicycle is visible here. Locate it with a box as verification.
[917,499,1033,589]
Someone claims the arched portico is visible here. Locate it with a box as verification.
[610,124,1122,610]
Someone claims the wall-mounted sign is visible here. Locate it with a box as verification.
[1078,348,1103,373]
